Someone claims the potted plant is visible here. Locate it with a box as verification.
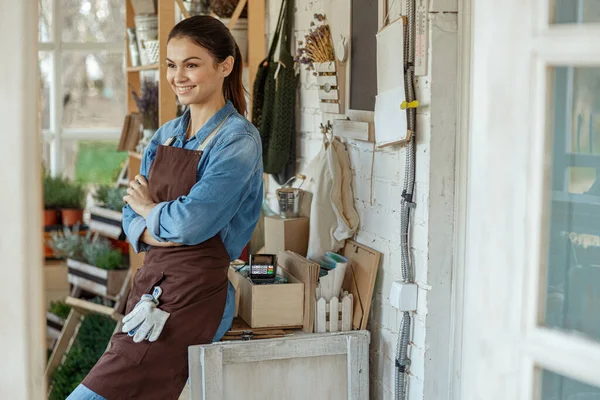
[48,226,128,297]
[210,0,248,62]
[43,174,64,227]
[57,180,86,226]
[89,185,127,240]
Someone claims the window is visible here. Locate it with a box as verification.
[39,0,127,184]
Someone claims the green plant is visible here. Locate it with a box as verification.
[210,0,247,18]
[43,175,65,209]
[58,180,86,209]
[93,184,126,212]
[48,314,116,400]
[48,224,89,260]
[48,300,71,320]
[82,238,123,270]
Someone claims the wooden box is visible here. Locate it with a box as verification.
[188,330,370,400]
[67,258,129,298]
[235,266,304,329]
[264,215,309,257]
[89,206,124,240]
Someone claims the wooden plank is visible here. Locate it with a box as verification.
[333,119,371,141]
[65,296,120,319]
[329,297,339,332]
[227,0,248,30]
[158,0,176,125]
[319,102,341,114]
[341,294,353,331]
[188,346,204,400]
[126,0,141,114]
[341,240,382,330]
[346,334,369,399]
[174,0,191,19]
[44,309,83,380]
[220,333,350,364]
[126,64,159,72]
[315,61,337,73]
[67,258,108,280]
[201,347,223,399]
[317,74,338,87]
[318,89,340,101]
[247,0,266,106]
[316,298,326,333]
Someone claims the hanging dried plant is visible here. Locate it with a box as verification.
[210,0,247,18]
[294,14,335,71]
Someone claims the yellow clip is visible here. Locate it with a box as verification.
[400,100,419,110]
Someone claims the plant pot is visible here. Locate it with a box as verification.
[44,209,59,227]
[108,238,130,255]
[220,17,248,63]
[61,208,84,226]
[67,258,129,298]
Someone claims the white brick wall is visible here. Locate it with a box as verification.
[265,1,457,398]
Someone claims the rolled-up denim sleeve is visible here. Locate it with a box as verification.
[145,132,260,245]
[121,136,160,253]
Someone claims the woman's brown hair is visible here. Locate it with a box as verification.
[168,15,247,116]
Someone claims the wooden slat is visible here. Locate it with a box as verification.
[347,334,369,399]
[44,309,83,380]
[228,0,248,30]
[174,0,191,19]
[158,0,176,125]
[318,89,340,100]
[127,64,159,72]
[333,119,371,141]
[247,0,266,106]
[319,102,341,114]
[126,0,140,114]
[65,296,120,319]
[317,74,338,87]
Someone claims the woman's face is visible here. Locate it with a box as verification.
[166,36,232,106]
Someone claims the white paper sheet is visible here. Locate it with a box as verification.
[375,85,408,147]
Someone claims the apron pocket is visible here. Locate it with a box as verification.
[110,334,153,365]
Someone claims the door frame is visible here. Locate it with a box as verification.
[0,2,45,400]
[457,0,600,398]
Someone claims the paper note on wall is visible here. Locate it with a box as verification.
[375,86,408,147]
[375,16,409,147]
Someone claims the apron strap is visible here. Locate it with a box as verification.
[196,113,232,151]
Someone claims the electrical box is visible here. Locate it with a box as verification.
[390,281,418,311]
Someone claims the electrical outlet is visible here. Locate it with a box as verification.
[390,281,417,311]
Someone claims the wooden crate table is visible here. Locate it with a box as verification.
[188,330,370,400]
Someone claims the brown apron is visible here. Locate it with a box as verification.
[83,115,232,400]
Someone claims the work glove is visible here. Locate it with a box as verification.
[122,286,170,343]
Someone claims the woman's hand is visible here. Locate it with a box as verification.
[124,175,156,218]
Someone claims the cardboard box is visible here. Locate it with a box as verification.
[233,266,304,329]
[264,216,309,257]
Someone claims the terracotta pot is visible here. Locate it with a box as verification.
[108,238,130,255]
[61,208,84,226]
[44,209,59,227]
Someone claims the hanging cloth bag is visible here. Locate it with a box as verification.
[251,0,298,175]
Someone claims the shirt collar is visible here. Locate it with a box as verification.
[176,100,235,143]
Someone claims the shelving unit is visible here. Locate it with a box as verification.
[124,0,265,275]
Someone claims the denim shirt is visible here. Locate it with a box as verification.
[122,100,263,261]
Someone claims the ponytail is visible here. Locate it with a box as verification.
[223,42,247,116]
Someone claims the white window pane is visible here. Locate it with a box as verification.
[543,67,600,342]
[541,369,600,399]
[62,51,125,129]
[553,0,600,24]
[39,51,52,130]
[60,0,125,43]
[39,0,53,42]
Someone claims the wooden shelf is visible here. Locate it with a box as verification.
[127,64,159,72]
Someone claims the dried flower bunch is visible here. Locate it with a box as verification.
[132,79,159,130]
[295,14,335,71]
[210,0,247,18]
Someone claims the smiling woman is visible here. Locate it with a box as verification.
[66,15,263,400]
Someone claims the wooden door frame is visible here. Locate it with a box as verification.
[0,2,45,399]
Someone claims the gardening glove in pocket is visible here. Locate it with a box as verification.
[122,287,170,343]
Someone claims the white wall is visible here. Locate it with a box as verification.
[265,1,458,398]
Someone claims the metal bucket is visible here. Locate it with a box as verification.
[276,188,304,218]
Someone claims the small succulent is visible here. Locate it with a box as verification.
[82,237,123,270]
[94,185,126,212]
[48,224,90,259]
